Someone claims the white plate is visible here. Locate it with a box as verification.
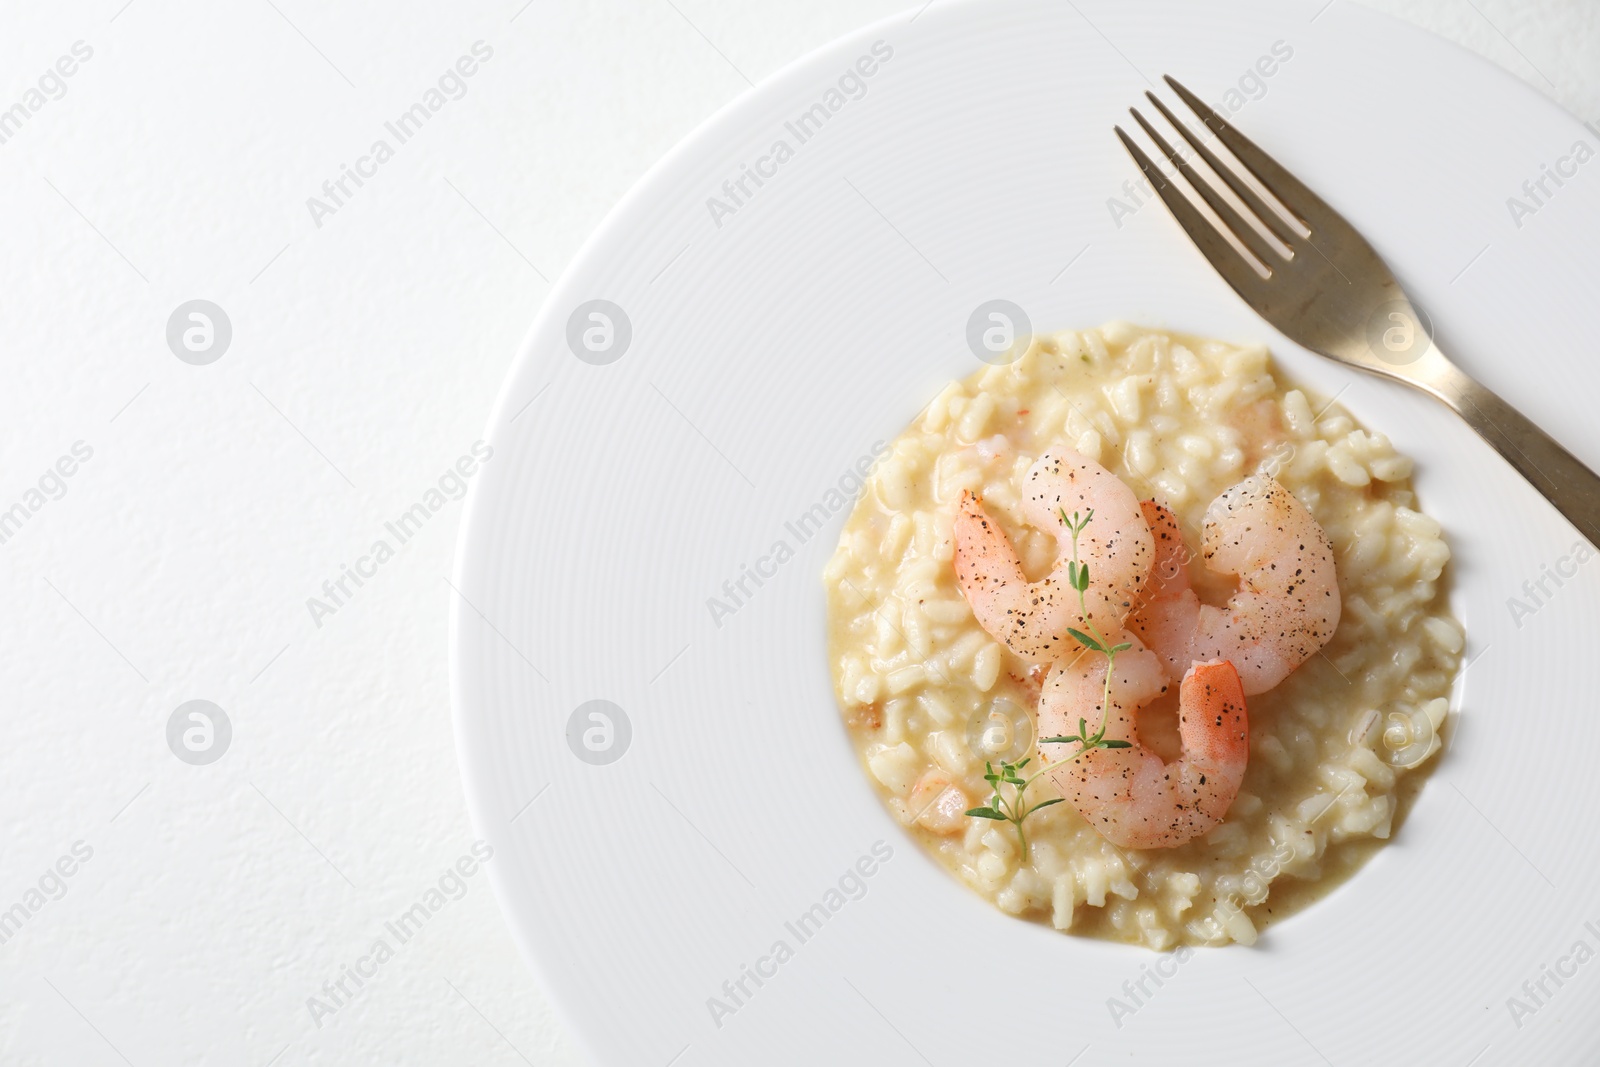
[451,1,1600,1062]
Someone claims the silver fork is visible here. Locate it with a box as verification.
[1117,75,1600,547]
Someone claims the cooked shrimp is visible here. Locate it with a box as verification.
[1127,500,1200,683]
[907,770,969,835]
[1127,478,1339,694]
[1192,475,1339,694]
[1039,647,1248,849]
[953,448,1152,661]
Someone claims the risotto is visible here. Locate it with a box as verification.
[823,322,1462,948]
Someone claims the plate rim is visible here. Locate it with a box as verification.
[450,2,1600,1061]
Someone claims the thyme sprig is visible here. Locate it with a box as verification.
[964,509,1131,859]
[964,758,1063,862]
[1038,508,1135,754]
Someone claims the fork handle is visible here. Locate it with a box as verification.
[1431,360,1600,548]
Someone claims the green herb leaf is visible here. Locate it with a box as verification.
[966,507,1145,856]
[1066,627,1104,653]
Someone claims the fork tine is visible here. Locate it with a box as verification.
[1142,91,1299,247]
[1113,125,1266,300]
[1128,105,1280,270]
[1163,76,1341,233]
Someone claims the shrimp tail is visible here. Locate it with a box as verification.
[1176,660,1249,826]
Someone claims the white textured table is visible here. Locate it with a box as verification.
[0,2,1593,1064]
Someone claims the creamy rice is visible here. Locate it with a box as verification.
[824,322,1462,948]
